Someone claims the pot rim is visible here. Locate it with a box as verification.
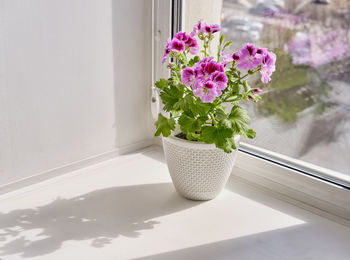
[163,133,240,150]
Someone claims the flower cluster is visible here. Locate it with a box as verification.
[182,57,227,103]
[154,20,277,153]
[221,44,276,83]
[162,32,199,63]
[190,20,220,37]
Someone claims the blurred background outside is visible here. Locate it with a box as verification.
[185,0,350,175]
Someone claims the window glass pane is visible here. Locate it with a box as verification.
[186,0,350,175]
[221,0,350,174]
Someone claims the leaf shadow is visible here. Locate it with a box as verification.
[0,183,200,258]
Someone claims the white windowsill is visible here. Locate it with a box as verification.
[234,144,350,225]
[0,146,349,259]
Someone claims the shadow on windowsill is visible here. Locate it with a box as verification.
[0,183,200,258]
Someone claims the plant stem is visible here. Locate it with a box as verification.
[238,73,249,81]
[203,39,208,57]
[217,41,222,62]
[236,67,261,82]
[209,112,217,126]
[183,52,188,65]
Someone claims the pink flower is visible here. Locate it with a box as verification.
[221,52,234,63]
[212,71,228,91]
[181,67,195,87]
[198,56,214,64]
[161,38,172,64]
[221,51,240,63]
[193,80,217,103]
[174,32,198,54]
[161,32,199,64]
[232,52,240,61]
[186,37,199,54]
[248,96,256,102]
[210,24,220,33]
[204,61,224,74]
[190,20,220,36]
[170,38,185,52]
[252,88,263,94]
[174,32,189,42]
[190,20,203,37]
[203,24,212,34]
[256,48,268,56]
[161,38,185,64]
[260,51,276,83]
[181,57,228,103]
[193,57,214,81]
[236,44,261,70]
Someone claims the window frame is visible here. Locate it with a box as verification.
[152,0,350,224]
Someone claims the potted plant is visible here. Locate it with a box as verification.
[154,20,276,200]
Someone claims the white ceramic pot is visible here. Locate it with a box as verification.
[162,135,240,200]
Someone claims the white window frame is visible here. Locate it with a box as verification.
[152,0,350,225]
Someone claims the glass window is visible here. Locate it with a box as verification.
[185,0,350,176]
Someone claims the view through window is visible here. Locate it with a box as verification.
[218,0,350,175]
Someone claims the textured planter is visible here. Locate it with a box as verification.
[163,135,240,200]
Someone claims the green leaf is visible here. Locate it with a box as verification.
[176,94,193,112]
[222,41,232,51]
[154,114,175,137]
[228,67,240,78]
[178,113,206,134]
[215,108,227,121]
[200,125,235,153]
[243,80,251,92]
[245,129,256,139]
[159,85,184,112]
[226,136,237,150]
[228,106,251,134]
[232,82,240,94]
[188,56,200,67]
[187,132,200,141]
[225,95,240,103]
[219,34,224,45]
[190,99,212,116]
[155,78,168,90]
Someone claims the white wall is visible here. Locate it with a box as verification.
[0,0,153,187]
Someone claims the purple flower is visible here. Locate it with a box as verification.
[236,44,261,70]
[181,67,195,87]
[193,57,214,81]
[210,24,220,33]
[232,52,240,61]
[186,36,199,54]
[203,24,220,34]
[174,32,199,54]
[252,88,263,94]
[170,38,185,52]
[247,95,256,102]
[198,56,214,63]
[181,57,228,103]
[190,20,202,37]
[161,32,199,64]
[174,32,189,42]
[203,24,212,34]
[221,52,233,63]
[204,61,224,74]
[221,51,240,63]
[212,71,228,91]
[162,38,172,64]
[256,48,268,56]
[193,80,217,103]
[190,20,220,36]
[260,51,276,83]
